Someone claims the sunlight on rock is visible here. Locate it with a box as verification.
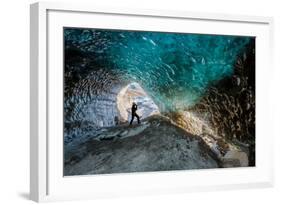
[167,111,214,136]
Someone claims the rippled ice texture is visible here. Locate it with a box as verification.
[64,28,251,112]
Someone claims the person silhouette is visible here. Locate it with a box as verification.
[130,102,140,125]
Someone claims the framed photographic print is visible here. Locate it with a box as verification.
[30,1,274,202]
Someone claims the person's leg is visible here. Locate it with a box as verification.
[135,113,140,124]
[130,114,135,125]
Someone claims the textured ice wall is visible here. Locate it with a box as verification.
[63,29,253,144]
[64,29,252,111]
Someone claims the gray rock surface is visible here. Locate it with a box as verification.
[64,115,219,176]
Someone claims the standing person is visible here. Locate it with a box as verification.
[130,102,140,125]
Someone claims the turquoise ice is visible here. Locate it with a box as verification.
[64,29,251,112]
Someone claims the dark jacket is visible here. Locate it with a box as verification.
[131,104,137,114]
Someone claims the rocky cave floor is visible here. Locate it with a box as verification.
[64,115,249,176]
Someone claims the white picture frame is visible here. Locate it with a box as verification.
[30,1,274,202]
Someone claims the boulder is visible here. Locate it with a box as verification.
[222,150,249,168]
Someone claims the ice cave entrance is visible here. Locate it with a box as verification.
[116,82,160,123]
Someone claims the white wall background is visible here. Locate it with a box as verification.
[0,0,280,204]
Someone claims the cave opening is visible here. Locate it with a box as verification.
[116,82,160,124]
